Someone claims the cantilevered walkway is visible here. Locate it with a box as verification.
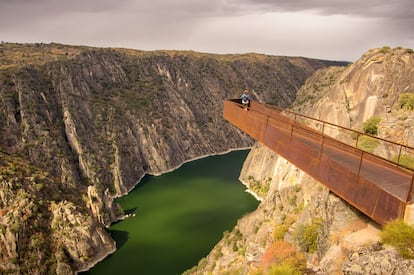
[224,99,414,225]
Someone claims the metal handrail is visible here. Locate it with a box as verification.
[229,99,414,173]
[231,100,414,203]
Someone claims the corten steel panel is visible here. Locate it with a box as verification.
[353,176,383,216]
[373,190,405,224]
[358,176,405,224]
[319,154,359,197]
[318,149,406,224]
[223,99,412,225]
[246,111,267,140]
[359,156,412,201]
[319,144,406,224]
[265,118,294,158]
[224,100,266,141]
[264,125,290,155]
[289,132,322,176]
[323,137,362,156]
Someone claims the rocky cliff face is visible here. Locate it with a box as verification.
[186,47,414,274]
[0,149,115,274]
[292,46,414,146]
[0,43,342,273]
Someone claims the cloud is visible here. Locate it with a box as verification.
[237,0,413,18]
[0,0,413,61]
[237,0,414,34]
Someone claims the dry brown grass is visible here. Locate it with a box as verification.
[0,42,84,69]
[259,241,306,273]
[330,219,367,244]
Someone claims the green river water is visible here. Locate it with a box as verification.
[84,150,259,275]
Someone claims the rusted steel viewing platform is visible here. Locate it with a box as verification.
[224,99,414,225]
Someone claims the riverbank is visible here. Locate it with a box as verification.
[81,149,258,275]
[127,147,252,192]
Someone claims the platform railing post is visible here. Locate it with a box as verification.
[397,145,403,166]
[355,132,360,148]
[319,122,325,160]
[357,151,364,184]
[262,114,269,142]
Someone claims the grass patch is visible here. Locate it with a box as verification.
[268,262,301,275]
[273,224,289,241]
[398,93,414,110]
[380,220,414,259]
[392,154,414,169]
[357,135,380,153]
[247,176,271,198]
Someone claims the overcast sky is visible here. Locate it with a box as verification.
[1,0,413,61]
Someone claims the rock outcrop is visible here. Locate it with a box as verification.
[0,43,343,273]
[186,47,414,274]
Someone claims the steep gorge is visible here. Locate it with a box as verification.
[0,43,344,273]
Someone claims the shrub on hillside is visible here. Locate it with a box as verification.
[260,241,306,274]
[268,262,301,275]
[273,224,289,241]
[357,135,380,153]
[294,218,322,253]
[398,93,414,110]
[362,116,381,135]
[380,220,414,259]
[379,46,391,53]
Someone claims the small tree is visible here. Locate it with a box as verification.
[362,116,381,135]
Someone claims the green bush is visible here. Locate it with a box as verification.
[273,224,289,241]
[379,46,391,53]
[380,220,414,259]
[392,154,414,169]
[268,262,301,275]
[362,116,381,135]
[357,135,380,153]
[398,93,414,110]
[247,176,271,198]
[261,241,306,274]
[294,218,322,253]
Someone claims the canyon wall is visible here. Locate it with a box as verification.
[0,43,342,273]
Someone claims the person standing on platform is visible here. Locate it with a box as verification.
[240,89,252,110]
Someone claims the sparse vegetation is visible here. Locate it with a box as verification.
[288,194,297,206]
[357,135,380,153]
[247,176,271,198]
[362,116,381,135]
[398,93,414,110]
[267,262,301,275]
[260,241,306,274]
[379,46,391,53]
[273,224,289,241]
[380,220,414,259]
[294,218,322,253]
[392,154,414,169]
[406,48,414,54]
